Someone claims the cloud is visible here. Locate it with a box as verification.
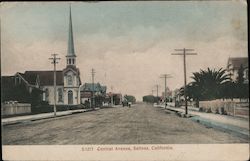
[1,1,248,101]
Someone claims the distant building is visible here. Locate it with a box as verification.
[1,7,81,106]
[161,87,173,102]
[80,83,107,104]
[107,92,122,105]
[227,57,248,83]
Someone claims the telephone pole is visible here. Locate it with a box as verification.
[49,54,60,117]
[151,89,155,95]
[91,68,96,109]
[160,74,172,109]
[171,48,197,115]
[155,84,159,104]
[111,85,114,107]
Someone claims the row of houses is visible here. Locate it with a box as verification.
[1,73,121,106]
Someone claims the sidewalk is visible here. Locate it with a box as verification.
[157,104,249,139]
[1,108,98,126]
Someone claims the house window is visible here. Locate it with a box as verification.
[72,59,75,64]
[58,88,63,103]
[67,75,73,85]
[69,59,71,64]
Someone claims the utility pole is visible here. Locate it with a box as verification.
[49,54,60,117]
[160,74,172,109]
[171,48,197,115]
[91,68,96,109]
[151,89,155,96]
[155,84,159,104]
[111,86,114,107]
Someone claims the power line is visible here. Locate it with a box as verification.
[49,54,60,117]
[171,48,197,115]
[91,68,96,109]
[151,89,155,95]
[111,85,114,107]
[160,74,172,109]
[155,84,160,104]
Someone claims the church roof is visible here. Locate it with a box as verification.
[67,6,76,57]
[63,65,80,74]
[22,71,64,86]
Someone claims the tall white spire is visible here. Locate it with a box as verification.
[66,5,76,66]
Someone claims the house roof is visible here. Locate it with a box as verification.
[21,71,64,86]
[1,75,43,103]
[80,83,106,93]
[1,76,16,89]
[228,57,248,70]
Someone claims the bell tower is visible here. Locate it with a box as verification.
[66,5,76,66]
[63,5,81,105]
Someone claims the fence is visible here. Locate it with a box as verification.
[199,99,249,118]
[1,102,31,116]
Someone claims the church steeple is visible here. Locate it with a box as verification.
[66,5,76,66]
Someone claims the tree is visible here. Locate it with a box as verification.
[124,95,136,103]
[235,65,249,99]
[142,95,160,103]
[182,68,231,105]
[236,65,244,84]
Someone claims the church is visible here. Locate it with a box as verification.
[2,7,81,106]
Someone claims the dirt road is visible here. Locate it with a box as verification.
[2,103,248,144]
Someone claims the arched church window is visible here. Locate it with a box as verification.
[67,75,73,85]
[58,88,63,102]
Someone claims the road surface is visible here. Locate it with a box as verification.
[2,103,248,144]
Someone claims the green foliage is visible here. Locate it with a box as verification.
[183,68,231,101]
[235,65,249,99]
[142,95,160,103]
[236,65,245,85]
[124,95,136,103]
[143,95,154,103]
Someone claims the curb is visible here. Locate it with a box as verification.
[161,106,249,139]
[2,108,96,126]
[191,116,249,140]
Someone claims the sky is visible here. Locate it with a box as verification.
[1,1,248,101]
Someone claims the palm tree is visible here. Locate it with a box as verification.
[187,68,231,104]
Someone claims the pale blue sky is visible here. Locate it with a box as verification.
[1,1,248,100]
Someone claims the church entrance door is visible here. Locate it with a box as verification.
[68,90,73,105]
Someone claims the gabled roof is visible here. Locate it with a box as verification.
[227,57,248,70]
[22,71,64,86]
[63,65,81,85]
[63,65,80,75]
[1,75,43,103]
[80,83,106,93]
